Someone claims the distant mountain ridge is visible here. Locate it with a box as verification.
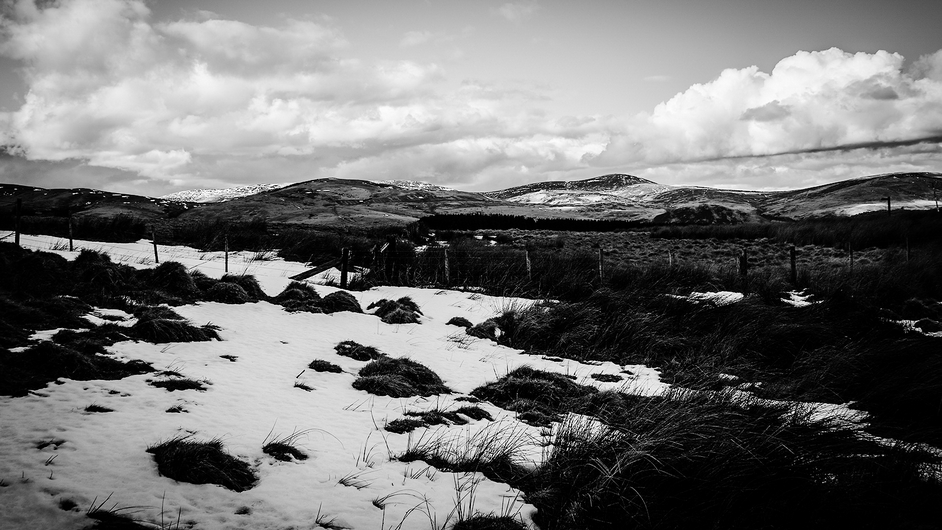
[160,183,289,203]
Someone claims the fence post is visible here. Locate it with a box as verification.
[68,213,74,252]
[790,246,797,285]
[525,250,532,282]
[224,235,229,273]
[443,248,450,286]
[14,198,21,246]
[886,196,892,216]
[668,250,673,267]
[340,248,349,289]
[151,228,159,263]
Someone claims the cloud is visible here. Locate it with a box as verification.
[492,1,540,22]
[400,30,431,47]
[595,47,942,172]
[0,1,939,194]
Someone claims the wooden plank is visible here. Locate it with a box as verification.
[289,259,341,281]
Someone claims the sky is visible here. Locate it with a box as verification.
[0,0,941,196]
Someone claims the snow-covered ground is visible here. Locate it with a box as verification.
[159,184,289,203]
[0,232,664,530]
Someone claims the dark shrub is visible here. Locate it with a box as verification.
[353,357,450,397]
[146,435,257,491]
[320,291,362,314]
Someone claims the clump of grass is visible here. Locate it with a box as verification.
[204,282,252,304]
[320,291,362,314]
[262,428,310,462]
[294,381,314,392]
[148,377,210,392]
[352,357,451,398]
[138,261,199,301]
[165,405,186,413]
[368,297,423,324]
[452,515,528,530]
[0,342,153,397]
[84,403,114,413]
[309,359,343,373]
[447,316,473,328]
[146,435,258,492]
[219,354,238,362]
[218,274,266,301]
[466,320,500,341]
[130,308,220,343]
[386,405,493,434]
[396,422,532,488]
[273,281,323,313]
[470,366,596,426]
[526,390,942,530]
[589,373,622,383]
[334,340,385,361]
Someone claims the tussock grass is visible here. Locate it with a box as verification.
[84,404,114,413]
[308,359,343,373]
[396,422,533,488]
[273,281,323,313]
[218,274,266,301]
[146,435,257,492]
[368,297,423,324]
[204,282,251,304]
[130,309,220,343]
[334,340,385,361]
[148,377,210,392]
[320,291,362,314]
[353,357,451,398]
[471,367,596,426]
[452,515,528,530]
[262,428,310,462]
[447,316,473,328]
[0,342,153,397]
[385,406,493,434]
[526,390,942,530]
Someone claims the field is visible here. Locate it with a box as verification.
[1,223,941,530]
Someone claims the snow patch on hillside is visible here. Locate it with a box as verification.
[380,180,456,191]
[160,183,290,203]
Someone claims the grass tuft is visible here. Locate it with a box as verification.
[146,435,257,492]
[262,428,310,462]
[309,359,343,373]
[353,357,451,398]
[334,340,385,361]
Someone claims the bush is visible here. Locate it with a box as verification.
[320,291,362,314]
[146,435,257,491]
[353,357,451,397]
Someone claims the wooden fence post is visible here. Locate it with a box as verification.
[790,246,797,285]
[525,250,532,282]
[68,213,74,252]
[443,248,450,285]
[340,248,349,289]
[224,235,229,273]
[886,196,892,216]
[14,198,21,247]
[151,228,159,263]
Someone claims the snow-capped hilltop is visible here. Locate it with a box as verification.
[379,180,456,192]
[160,183,289,203]
[486,173,657,200]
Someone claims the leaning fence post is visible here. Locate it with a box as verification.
[224,235,229,273]
[443,248,450,286]
[151,228,159,263]
[525,249,532,282]
[68,213,74,252]
[14,198,21,246]
[790,246,797,285]
[340,248,349,289]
